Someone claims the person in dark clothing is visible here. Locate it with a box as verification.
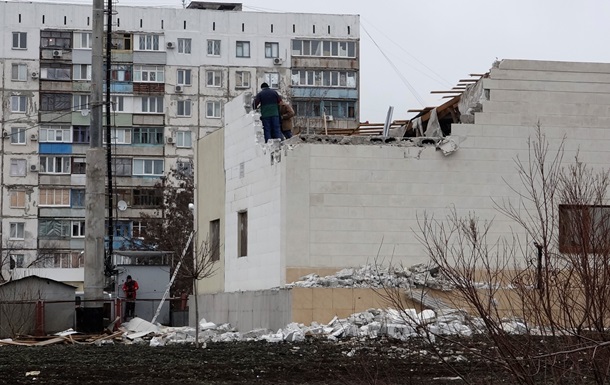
[253,82,283,142]
[122,275,139,321]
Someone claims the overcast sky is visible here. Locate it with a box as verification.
[26,0,610,121]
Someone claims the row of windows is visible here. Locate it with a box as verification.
[6,250,83,269]
[294,100,357,119]
[8,126,193,146]
[290,70,357,88]
[9,157,166,176]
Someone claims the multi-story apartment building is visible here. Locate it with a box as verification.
[0,1,360,288]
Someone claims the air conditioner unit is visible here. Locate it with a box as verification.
[30,164,38,172]
[175,85,183,93]
[52,50,63,58]
[166,137,174,144]
[273,57,283,65]
[30,134,38,141]
[325,115,334,122]
[166,42,175,49]
[31,72,39,79]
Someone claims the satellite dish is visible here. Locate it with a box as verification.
[117,200,128,211]
[80,109,90,117]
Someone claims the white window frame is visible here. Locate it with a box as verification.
[9,190,26,208]
[235,71,251,89]
[265,42,279,58]
[177,38,192,54]
[71,220,86,238]
[264,72,280,89]
[177,69,192,86]
[133,66,164,83]
[10,127,26,145]
[11,63,27,81]
[207,39,221,56]
[136,34,161,51]
[141,96,164,113]
[177,100,192,117]
[176,131,192,148]
[236,41,250,58]
[9,222,25,240]
[104,128,131,144]
[40,156,71,174]
[12,32,27,50]
[40,125,72,143]
[206,70,222,88]
[39,188,71,207]
[11,95,27,113]
[133,158,164,176]
[73,94,90,111]
[9,159,27,177]
[73,64,91,80]
[74,32,92,49]
[206,100,221,119]
[10,254,24,268]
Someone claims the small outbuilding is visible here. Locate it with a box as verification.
[0,276,76,338]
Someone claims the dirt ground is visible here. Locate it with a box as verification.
[0,337,514,385]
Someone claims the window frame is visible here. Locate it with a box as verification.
[132,127,164,145]
[133,65,164,83]
[71,220,86,238]
[176,131,192,148]
[10,127,26,145]
[141,96,164,113]
[206,70,222,88]
[237,211,248,257]
[11,95,27,113]
[236,41,250,58]
[177,100,192,117]
[136,34,161,51]
[104,128,132,144]
[39,188,71,207]
[40,125,72,143]
[206,100,222,119]
[73,64,91,80]
[207,39,221,56]
[132,158,164,176]
[265,42,279,58]
[9,222,25,240]
[235,71,251,89]
[177,69,192,86]
[11,63,27,81]
[9,190,26,209]
[9,159,27,177]
[12,32,27,50]
[177,38,192,54]
[40,156,71,174]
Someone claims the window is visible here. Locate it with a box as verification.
[33,252,81,268]
[132,221,146,239]
[112,158,132,176]
[177,38,191,54]
[141,96,164,113]
[176,131,192,148]
[133,189,162,207]
[291,69,357,88]
[235,71,250,88]
[265,42,279,58]
[238,211,247,257]
[110,95,125,112]
[133,159,164,176]
[177,69,192,86]
[210,219,220,261]
[10,254,24,269]
[9,223,25,240]
[11,96,27,112]
[39,189,71,206]
[134,66,164,82]
[10,127,26,144]
[206,70,222,87]
[133,127,164,145]
[40,156,71,174]
[176,160,193,176]
[206,101,221,118]
[40,125,71,143]
[559,205,610,253]
[110,33,132,50]
[292,39,356,58]
[264,72,280,89]
[73,64,91,80]
[72,157,86,174]
[10,159,27,176]
[107,65,132,82]
[74,32,92,49]
[207,39,221,56]
[73,94,90,111]
[11,64,27,81]
[177,100,191,117]
[71,221,85,238]
[71,189,86,208]
[40,30,71,48]
[12,32,27,49]
[73,126,90,144]
[9,190,26,208]
[41,93,71,111]
[38,220,70,238]
[294,100,356,119]
[41,64,71,80]
[104,128,131,144]
[236,41,250,58]
[136,34,161,51]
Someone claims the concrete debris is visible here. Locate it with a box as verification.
[284,263,455,291]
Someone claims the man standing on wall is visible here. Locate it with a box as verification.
[122,275,139,321]
[253,82,283,142]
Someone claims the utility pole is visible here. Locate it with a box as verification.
[80,0,106,332]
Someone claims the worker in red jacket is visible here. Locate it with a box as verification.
[122,275,139,321]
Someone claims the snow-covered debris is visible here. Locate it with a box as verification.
[285,263,454,291]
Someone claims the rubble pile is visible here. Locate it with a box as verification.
[285,264,455,291]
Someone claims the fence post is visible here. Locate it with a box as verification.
[115,298,122,327]
[35,300,45,336]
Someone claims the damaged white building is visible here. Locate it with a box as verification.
[192,59,610,330]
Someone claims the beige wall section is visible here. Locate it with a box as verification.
[286,267,346,284]
[196,128,226,294]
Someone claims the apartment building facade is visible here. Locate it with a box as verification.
[0,1,360,287]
